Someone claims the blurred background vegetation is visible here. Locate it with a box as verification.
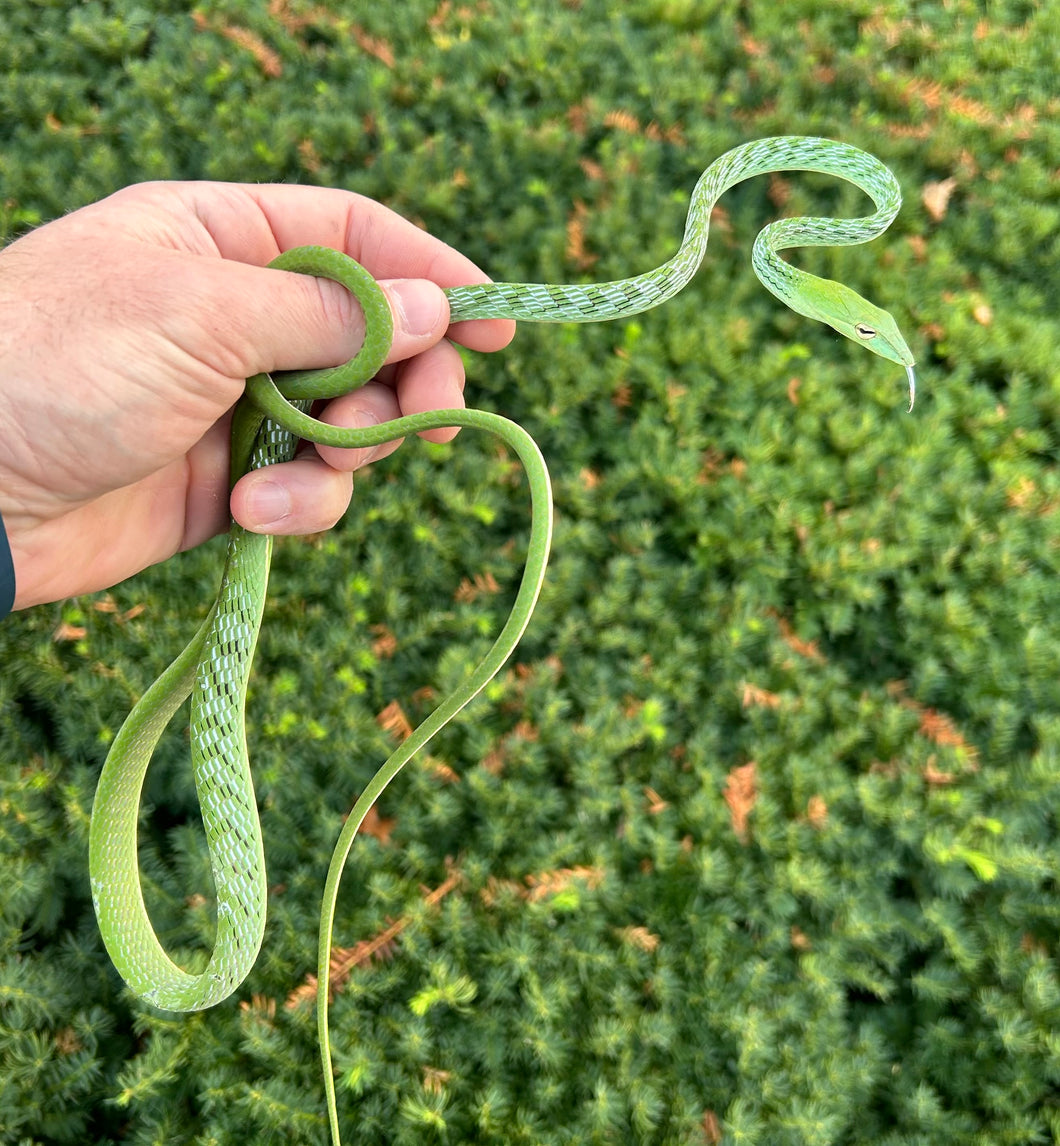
[2,1,1058,1142]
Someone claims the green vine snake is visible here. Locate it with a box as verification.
[88,136,916,1144]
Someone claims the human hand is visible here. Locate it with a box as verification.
[0,181,514,610]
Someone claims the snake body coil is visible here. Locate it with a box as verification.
[89,137,915,1144]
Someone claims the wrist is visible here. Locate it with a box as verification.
[0,474,44,612]
[0,504,15,618]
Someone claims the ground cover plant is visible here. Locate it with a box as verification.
[2,1,1058,1142]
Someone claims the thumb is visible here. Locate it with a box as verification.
[379,278,452,363]
[214,259,451,380]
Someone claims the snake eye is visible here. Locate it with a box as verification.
[854,323,877,340]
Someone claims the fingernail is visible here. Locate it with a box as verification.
[348,408,381,464]
[349,407,380,430]
[247,479,291,528]
[390,279,446,338]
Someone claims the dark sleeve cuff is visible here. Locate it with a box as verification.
[0,507,15,618]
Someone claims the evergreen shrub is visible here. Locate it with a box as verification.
[2,1,1058,1142]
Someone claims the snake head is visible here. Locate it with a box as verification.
[810,279,917,408]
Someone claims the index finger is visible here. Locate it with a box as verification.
[182,181,516,353]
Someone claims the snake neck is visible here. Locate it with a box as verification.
[684,136,902,314]
[445,136,902,326]
[690,136,900,218]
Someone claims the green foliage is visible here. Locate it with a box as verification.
[3,1,1059,1143]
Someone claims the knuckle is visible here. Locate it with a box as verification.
[313,275,365,356]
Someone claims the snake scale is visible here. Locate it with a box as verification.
[88,136,916,1144]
